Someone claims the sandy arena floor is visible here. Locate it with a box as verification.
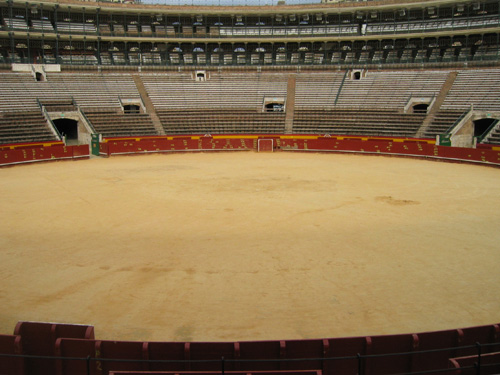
[0,152,499,342]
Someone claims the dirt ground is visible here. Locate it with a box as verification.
[0,152,499,343]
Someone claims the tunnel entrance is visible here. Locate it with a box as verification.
[53,118,78,142]
[474,118,497,137]
[413,104,429,114]
[124,104,141,114]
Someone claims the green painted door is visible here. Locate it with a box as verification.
[91,134,101,156]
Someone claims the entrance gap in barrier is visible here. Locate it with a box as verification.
[258,139,273,152]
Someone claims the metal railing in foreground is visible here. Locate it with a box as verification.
[1,341,499,375]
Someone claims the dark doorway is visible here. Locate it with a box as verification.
[265,102,284,112]
[124,104,140,114]
[474,118,497,137]
[35,72,44,82]
[413,104,428,114]
[53,118,78,141]
[353,71,361,80]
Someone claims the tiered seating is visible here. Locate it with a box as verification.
[56,21,97,33]
[59,54,98,65]
[0,72,140,112]
[335,70,449,109]
[83,110,158,137]
[141,24,152,34]
[442,69,500,111]
[423,110,464,138]
[31,19,54,31]
[100,52,113,65]
[295,72,344,109]
[157,109,286,134]
[113,24,125,34]
[127,24,139,34]
[292,108,425,137]
[99,23,112,34]
[112,52,127,64]
[3,17,28,29]
[140,72,288,110]
[0,111,58,144]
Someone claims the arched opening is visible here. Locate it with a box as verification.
[53,118,78,142]
[413,104,429,114]
[265,102,284,112]
[474,118,497,137]
[35,72,44,82]
[353,71,361,80]
[124,104,140,114]
[196,71,206,82]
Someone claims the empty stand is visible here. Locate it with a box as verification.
[423,110,464,138]
[0,110,58,144]
[157,109,286,135]
[294,72,344,108]
[140,72,288,110]
[84,110,158,137]
[292,108,425,137]
[0,72,140,113]
[335,71,449,109]
[442,69,500,111]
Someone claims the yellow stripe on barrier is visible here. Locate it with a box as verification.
[213,135,259,139]
[280,135,319,140]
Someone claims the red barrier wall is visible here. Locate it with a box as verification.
[14,322,94,375]
[99,136,500,168]
[4,322,500,375]
[0,144,90,167]
[104,137,255,156]
[0,335,24,375]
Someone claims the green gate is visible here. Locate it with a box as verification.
[91,134,101,156]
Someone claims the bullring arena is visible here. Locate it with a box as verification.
[1,151,500,343]
[2,0,500,373]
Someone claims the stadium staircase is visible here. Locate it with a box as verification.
[132,75,165,135]
[416,71,458,138]
[284,74,296,134]
[479,119,500,145]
